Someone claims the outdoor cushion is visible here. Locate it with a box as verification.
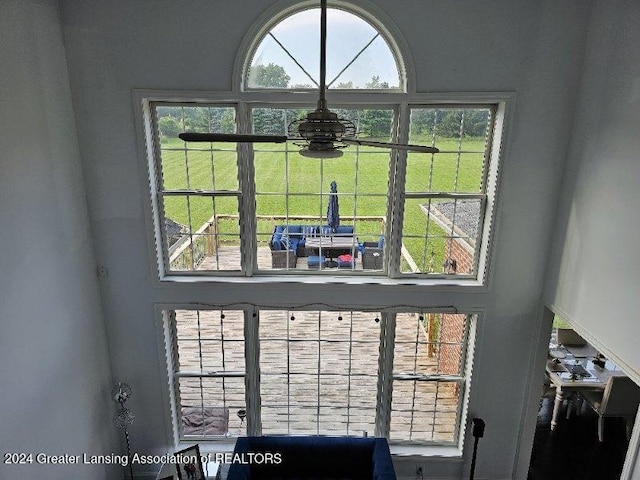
[285,225,302,234]
[301,226,316,238]
[280,235,291,250]
[335,225,354,235]
[270,226,287,250]
[307,255,324,269]
[337,254,353,268]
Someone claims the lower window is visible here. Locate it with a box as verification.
[165,308,474,446]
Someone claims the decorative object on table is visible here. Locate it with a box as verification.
[112,382,135,480]
[469,418,485,480]
[565,363,590,378]
[175,445,205,480]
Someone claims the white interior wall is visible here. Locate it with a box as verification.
[56,1,592,478]
[544,2,640,477]
[0,1,117,479]
[544,0,640,383]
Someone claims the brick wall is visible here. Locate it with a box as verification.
[438,313,467,398]
[445,237,474,274]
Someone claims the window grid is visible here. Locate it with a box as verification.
[173,310,246,439]
[152,103,242,274]
[246,7,402,91]
[251,106,393,273]
[400,106,494,276]
[147,100,499,280]
[389,313,470,444]
[168,309,473,445]
[259,310,380,436]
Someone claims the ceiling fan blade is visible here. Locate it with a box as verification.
[179,132,288,143]
[343,138,439,154]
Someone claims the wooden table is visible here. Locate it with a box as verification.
[546,349,624,431]
[304,236,357,259]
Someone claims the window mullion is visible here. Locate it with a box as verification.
[375,312,395,438]
[166,310,182,442]
[387,103,410,278]
[148,104,171,278]
[237,102,257,275]
[453,316,473,442]
[244,309,261,435]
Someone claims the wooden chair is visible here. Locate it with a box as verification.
[581,376,640,442]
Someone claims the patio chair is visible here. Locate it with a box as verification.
[271,249,297,269]
[581,376,640,442]
[362,237,384,270]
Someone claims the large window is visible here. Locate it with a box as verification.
[146,101,499,280]
[146,3,494,457]
[142,4,504,281]
[165,309,475,445]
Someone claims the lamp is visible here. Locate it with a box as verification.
[112,382,135,480]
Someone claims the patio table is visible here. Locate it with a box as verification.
[304,236,357,259]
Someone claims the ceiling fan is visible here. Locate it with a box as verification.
[179,0,439,158]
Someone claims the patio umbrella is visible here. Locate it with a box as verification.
[327,180,340,233]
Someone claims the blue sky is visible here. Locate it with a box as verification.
[249,8,400,88]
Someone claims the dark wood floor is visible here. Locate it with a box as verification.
[528,397,630,480]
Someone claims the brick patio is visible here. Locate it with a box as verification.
[174,305,464,443]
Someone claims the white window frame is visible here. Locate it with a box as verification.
[160,306,478,453]
[137,90,510,285]
[234,1,410,94]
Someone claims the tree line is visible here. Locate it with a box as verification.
[157,63,490,140]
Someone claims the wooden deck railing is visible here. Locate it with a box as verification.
[168,214,418,271]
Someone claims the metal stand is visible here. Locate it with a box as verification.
[112,383,135,480]
[124,428,134,480]
[469,418,485,480]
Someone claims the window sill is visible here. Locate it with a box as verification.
[157,273,487,290]
[390,444,462,458]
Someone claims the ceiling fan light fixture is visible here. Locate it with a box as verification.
[299,147,344,158]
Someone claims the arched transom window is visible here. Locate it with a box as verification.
[245,6,403,90]
[142,2,505,283]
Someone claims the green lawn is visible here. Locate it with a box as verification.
[159,135,486,272]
